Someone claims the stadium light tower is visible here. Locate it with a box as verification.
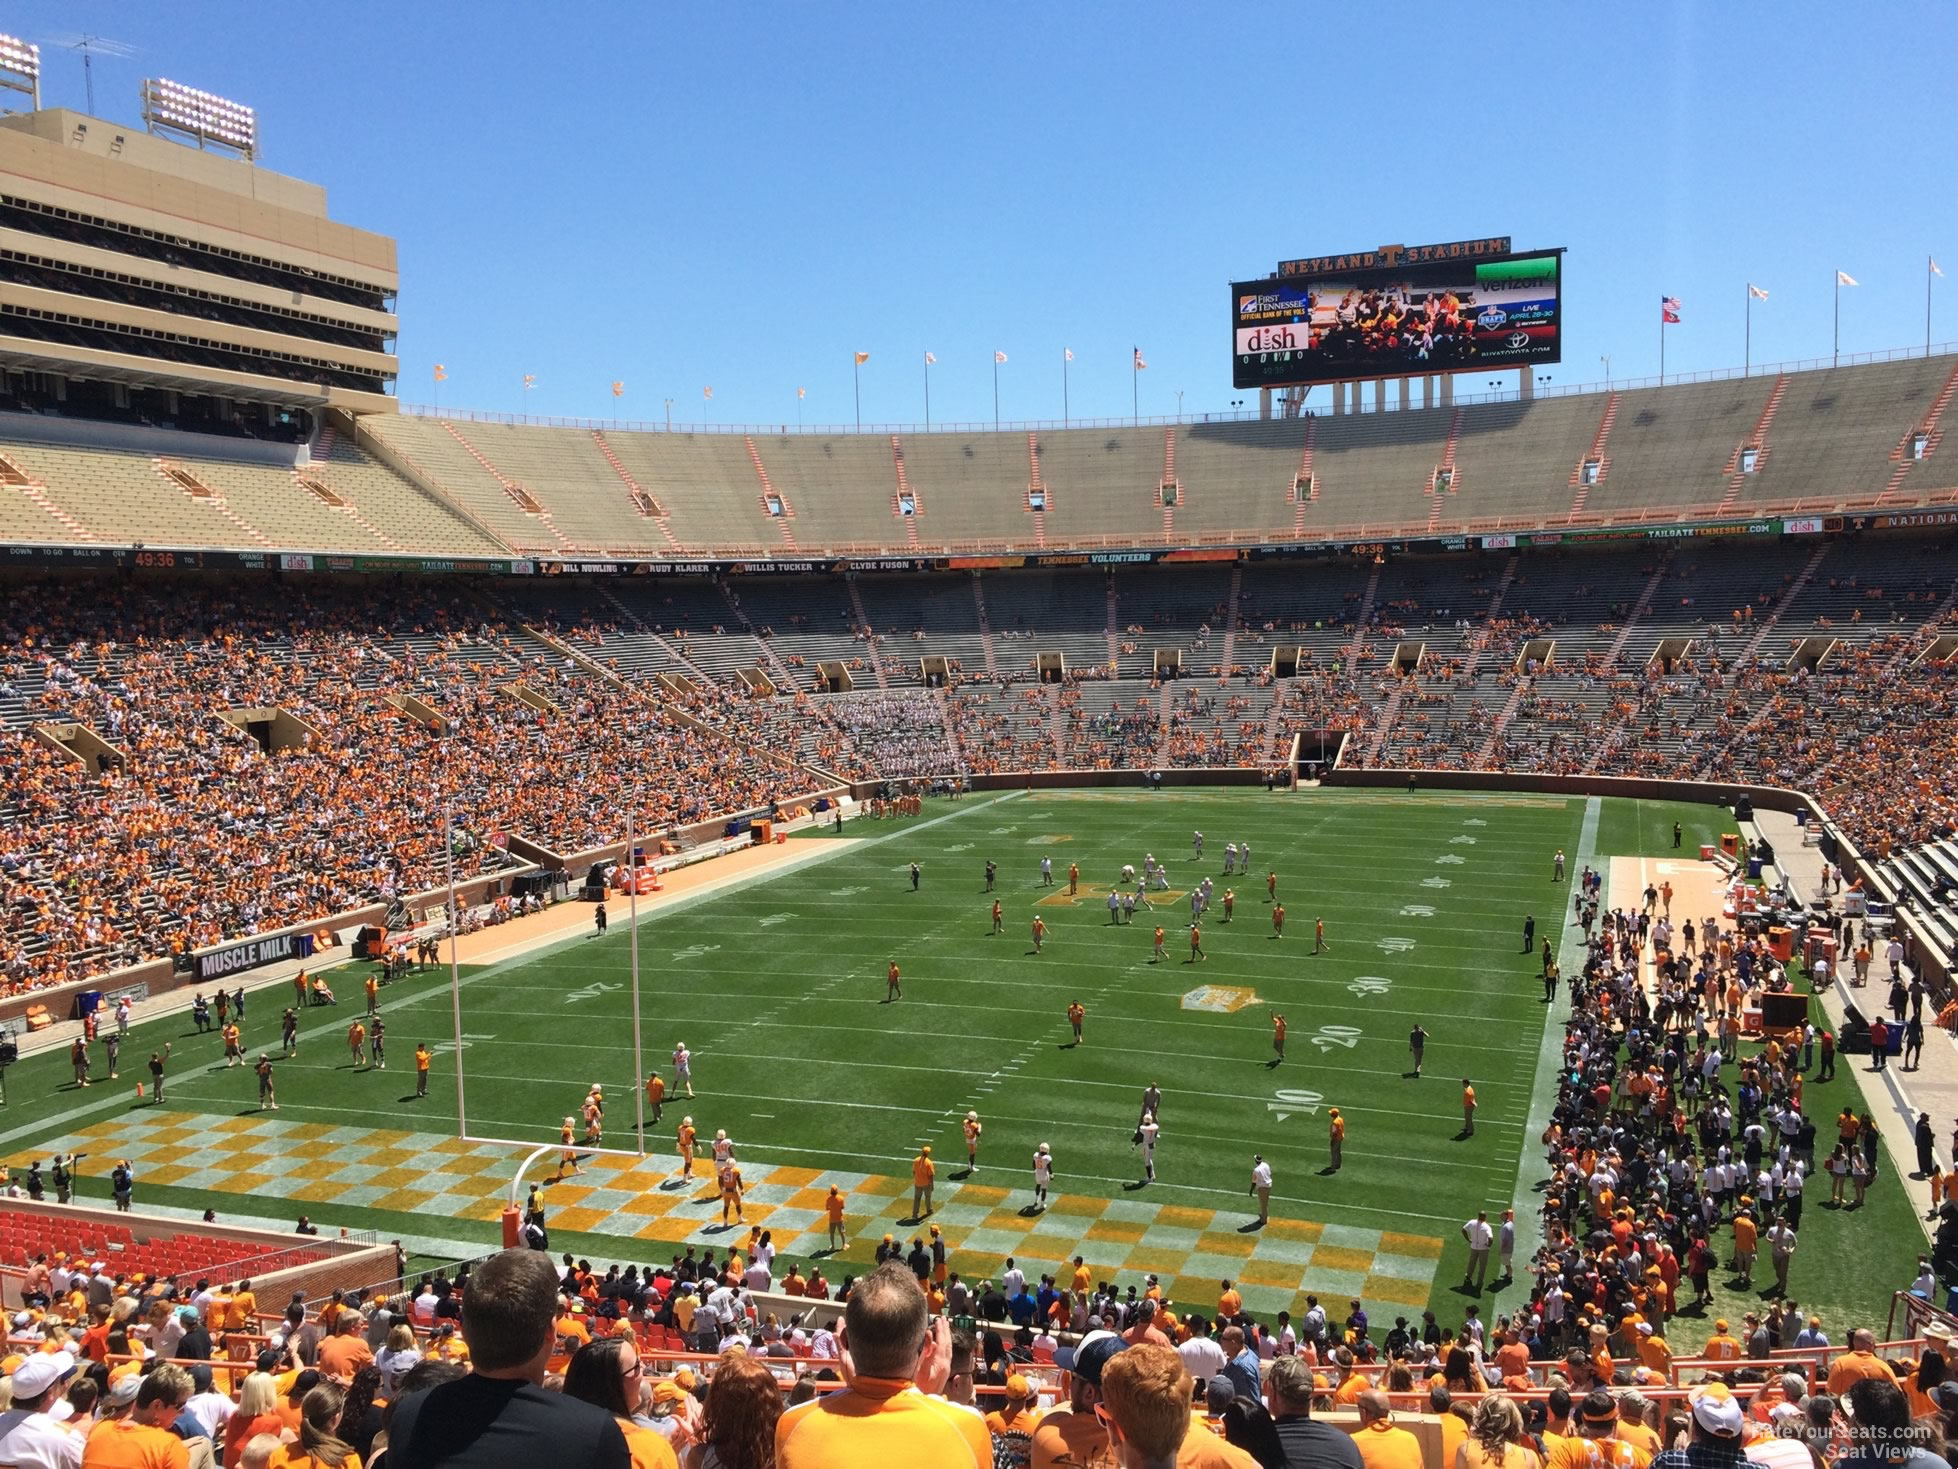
[0,34,40,111]
[140,77,257,160]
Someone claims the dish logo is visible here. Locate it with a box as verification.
[1476,307,1508,331]
[1240,324,1302,353]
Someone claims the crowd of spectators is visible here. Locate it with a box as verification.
[0,579,803,995]
[4,543,1955,996]
[9,1219,1958,1469]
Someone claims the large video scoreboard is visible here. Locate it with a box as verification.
[1232,237,1565,389]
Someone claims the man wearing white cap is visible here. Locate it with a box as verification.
[0,1349,82,1469]
[1652,1383,1747,1469]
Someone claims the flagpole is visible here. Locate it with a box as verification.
[628,799,644,1155]
[1930,257,1937,355]
[924,357,931,429]
[1834,273,1840,366]
[854,358,861,430]
[1063,352,1070,426]
[1659,318,1665,387]
[1745,287,1751,376]
[993,357,999,430]
[1132,346,1139,423]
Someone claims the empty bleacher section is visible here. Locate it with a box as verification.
[1029,427,1168,544]
[6,352,1957,562]
[1171,420,1311,539]
[752,436,909,549]
[0,433,501,555]
[1586,375,1781,513]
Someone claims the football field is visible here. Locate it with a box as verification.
[0,788,1922,1340]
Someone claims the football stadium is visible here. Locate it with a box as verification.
[0,11,1955,1469]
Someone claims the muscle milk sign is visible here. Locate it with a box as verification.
[196,931,299,982]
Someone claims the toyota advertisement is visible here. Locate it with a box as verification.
[1232,249,1564,389]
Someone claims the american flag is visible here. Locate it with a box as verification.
[1661,297,1682,324]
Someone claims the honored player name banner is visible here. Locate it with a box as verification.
[1232,250,1564,389]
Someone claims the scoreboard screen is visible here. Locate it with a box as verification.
[1232,250,1563,389]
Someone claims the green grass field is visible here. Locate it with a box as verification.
[0,789,1924,1344]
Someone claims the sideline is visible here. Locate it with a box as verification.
[1508,796,1599,1268]
[0,795,1023,1152]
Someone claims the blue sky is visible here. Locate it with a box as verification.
[13,1,1956,428]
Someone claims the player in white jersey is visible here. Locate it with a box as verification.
[1137,1112,1160,1182]
[1239,841,1250,873]
[1223,842,1238,875]
[673,1042,694,1097]
[1123,891,1139,923]
[1032,1143,1054,1211]
[1040,856,1053,885]
[712,1129,735,1166]
[1193,830,1204,860]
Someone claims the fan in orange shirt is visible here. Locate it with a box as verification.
[1031,917,1047,953]
[1272,1014,1287,1062]
[347,1020,366,1069]
[1273,902,1285,936]
[1067,1002,1086,1044]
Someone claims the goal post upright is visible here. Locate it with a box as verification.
[445,802,469,1142]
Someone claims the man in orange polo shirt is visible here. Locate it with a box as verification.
[1825,1328,1900,1395]
[912,1147,936,1219]
[776,1262,989,1468]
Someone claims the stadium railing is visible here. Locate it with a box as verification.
[394,339,1958,438]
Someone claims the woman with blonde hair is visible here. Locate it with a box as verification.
[684,1350,782,1469]
[1458,1394,1542,1469]
[224,1373,285,1469]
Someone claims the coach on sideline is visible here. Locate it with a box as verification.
[776,1260,991,1467]
[385,1249,628,1468]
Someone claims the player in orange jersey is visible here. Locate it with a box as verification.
[1462,1079,1477,1137]
[991,899,1004,935]
[964,1111,983,1172]
[675,1116,697,1179]
[556,1116,579,1180]
[720,1163,745,1224]
[1189,924,1205,962]
[1273,1013,1287,1062]
[1067,1001,1086,1044]
[222,1022,244,1068]
[1068,862,1079,895]
[1152,925,1166,962]
[886,959,902,1002]
[1267,870,1278,901]
[1031,917,1047,953]
[1314,916,1330,953]
[1273,902,1286,936]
